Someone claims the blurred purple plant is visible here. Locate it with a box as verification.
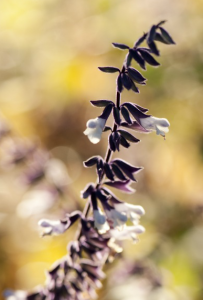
[0,135,71,218]
[5,21,175,300]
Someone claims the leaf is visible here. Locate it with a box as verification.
[99,103,114,119]
[117,74,123,93]
[68,211,82,224]
[84,156,102,167]
[126,52,132,67]
[103,163,114,181]
[109,133,116,152]
[113,159,142,173]
[147,41,160,56]
[121,121,150,133]
[131,81,140,93]
[103,126,112,132]
[121,106,132,124]
[113,107,121,125]
[104,180,135,193]
[96,189,108,202]
[129,49,146,70]
[135,104,149,113]
[117,167,135,181]
[111,163,127,181]
[157,20,166,27]
[121,73,132,90]
[81,184,94,199]
[147,25,157,44]
[122,102,149,120]
[96,159,104,182]
[134,33,148,47]
[154,32,169,44]
[112,42,129,50]
[138,49,160,67]
[112,159,142,181]
[119,135,130,148]
[118,129,140,143]
[127,67,146,83]
[159,27,175,44]
[80,259,105,279]
[112,131,120,152]
[90,100,114,107]
[98,66,120,73]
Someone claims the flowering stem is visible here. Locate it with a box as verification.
[75,90,121,240]
[75,198,91,240]
[8,21,175,300]
[98,91,121,184]
[116,90,121,109]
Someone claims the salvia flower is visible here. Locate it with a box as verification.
[38,218,70,236]
[38,211,81,236]
[114,202,145,225]
[6,21,175,300]
[93,208,110,234]
[109,224,145,242]
[121,102,170,138]
[4,290,27,300]
[139,116,170,137]
[105,207,128,229]
[84,117,106,144]
[84,103,113,144]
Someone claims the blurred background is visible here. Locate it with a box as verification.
[0,0,203,299]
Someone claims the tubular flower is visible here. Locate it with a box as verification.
[109,224,145,242]
[4,290,27,300]
[139,116,170,137]
[114,202,145,225]
[93,209,110,234]
[38,219,70,236]
[38,211,81,236]
[106,209,128,229]
[84,117,106,144]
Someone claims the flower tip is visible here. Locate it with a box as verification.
[137,225,145,234]
[136,206,145,215]
[38,219,47,227]
[89,137,101,144]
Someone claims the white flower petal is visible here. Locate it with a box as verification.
[140,116,170,137]
[93,209,110,233]
[156,124,169,137]
[86,119,97,128]
[87,127,103,144]
[97,118,106,128]
[109,225,145,241]
[114,203,145,216]
[106,209,127,229]
[38,219,68,236]
[129,212,139,225]
[84,117,106,144]
[98,221,110,234]
[93,210,106,225]
[4,290,26,300]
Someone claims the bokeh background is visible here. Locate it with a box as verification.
[1,0,203,299]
